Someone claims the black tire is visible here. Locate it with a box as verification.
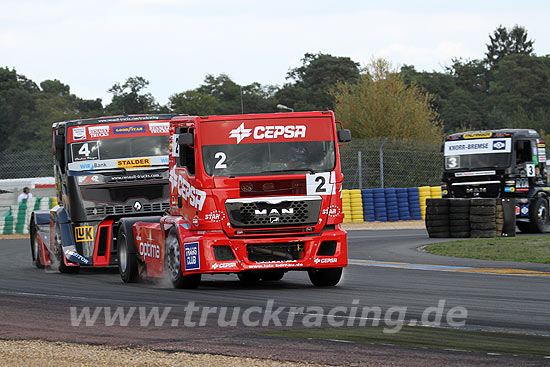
[529,196,550,233]
[308,267,343,287]
[427,225,450,233]
[470,198,496,206]
[427,207,449,215]
[29,219,44,269]
[450,232,470,238]
[470,215,495,223]
[471,230,497,238]
[53,221,80,274]
[426,219,449,227]
[471,222,497,230]
[449,213,469,220]
[470,206,496,215]
[118,225,139,283]
[238,271,262,283]
[449,207,470,214]
[260,270,285,281]
[426,214,448,221]
[516,221,531,233]
[165,229,201,289]
[426,199,449,207]
[451,219,469,227]
[450,225,470,232]
[450,199,471,207]
[428,232,450,238]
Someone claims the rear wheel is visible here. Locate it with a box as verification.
[118,225,139,283]
[29,219,44,269]
[529,197,550,233]
[165,229,201,289]
[308,267,343,287]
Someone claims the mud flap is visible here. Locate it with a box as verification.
[50,206,91,266]
[501,199,516,237]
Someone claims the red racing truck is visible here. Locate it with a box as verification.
[117,111,351,288]
[30,114,183,273]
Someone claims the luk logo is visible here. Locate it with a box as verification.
[75,226,94,242]
[492,140,506,150]
[229,123,307,144]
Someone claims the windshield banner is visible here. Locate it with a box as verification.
[200,116,334,145]
[68,121,170,143]
[444,138,511,156]
[68,155,169,172]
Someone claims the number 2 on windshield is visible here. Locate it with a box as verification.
[306,173,333,196]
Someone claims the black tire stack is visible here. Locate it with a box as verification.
[469,198,497,238]
[425,199,450,238]
[449,199,471,238]
[495,200,504,236]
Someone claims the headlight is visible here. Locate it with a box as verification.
[505,180,516,185]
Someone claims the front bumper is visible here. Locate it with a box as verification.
[177,227,348,274]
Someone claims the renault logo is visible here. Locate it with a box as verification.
[134,201,142,211]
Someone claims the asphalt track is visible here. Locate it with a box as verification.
[1,229,549,366]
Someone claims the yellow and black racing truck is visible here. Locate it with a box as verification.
[29,114,184,273]
[441,129,549,233]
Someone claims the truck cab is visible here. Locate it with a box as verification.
[30,114,183,272]
[118,111,351,288]
[441,129,550,232]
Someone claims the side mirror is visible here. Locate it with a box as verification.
[178,132,194,147]
[337,129,351,143]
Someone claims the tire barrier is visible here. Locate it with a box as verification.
[425,198,511,238]
[340,186,442,222]
[0,197,55,234]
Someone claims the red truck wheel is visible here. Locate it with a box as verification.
[118,225,139,283]
[308,267,342,287]
[165,229,201,289]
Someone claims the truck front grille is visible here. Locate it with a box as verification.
[86,202,169,217]
[247,242,304,262]
[225,196,321,229]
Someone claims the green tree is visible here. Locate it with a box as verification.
[169,90,219,115]
[276,52,360,111]
[485,25,534,69]
[105,76,159,114]
[334,59,442,142]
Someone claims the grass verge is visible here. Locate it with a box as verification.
[425,236,550,263]
[264,326,550,357]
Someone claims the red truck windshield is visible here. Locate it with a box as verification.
[202,140,335,176]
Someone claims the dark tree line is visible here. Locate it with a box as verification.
[1,24,549,153]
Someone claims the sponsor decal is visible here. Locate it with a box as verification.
[322,205,342,217]
[192,215,199,226]
[515,206,520,215]
[139,242,160,259]
[113,125,146,134]
[65,249,90,264]
[444,138,511,156]
[184,242,200,270]
[117,158,151,169]
[229,122,306,144]
[504,187,515,193]
[169,167,207,211]
[463,132,492,139]
[205,210,226,222]
[149,122,170,134]
[75,226,94,242]
[520,205,529,216]
[72,127,87,141]
[454,171,496,177]
[314,257,338,264]
[248,262,304,269]
[78,175,100,184]
[88,125,110,138]
[212,262,237,270]
[254,208,294,216]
